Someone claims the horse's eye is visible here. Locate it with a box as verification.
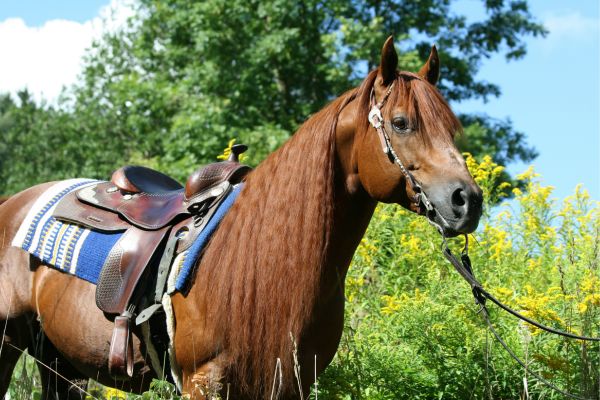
[391,117,409,133]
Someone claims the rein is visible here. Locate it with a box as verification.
[442,239,599,400]
[369,81,599,400]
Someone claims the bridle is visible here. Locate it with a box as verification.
[368,81,446,232]
[369,79,599,400]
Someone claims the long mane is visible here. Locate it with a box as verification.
[193,67,460,397]
[195,88,358,396]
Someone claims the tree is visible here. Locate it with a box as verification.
[1,0,544,194]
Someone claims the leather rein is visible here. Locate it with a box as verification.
[369,81,599,400]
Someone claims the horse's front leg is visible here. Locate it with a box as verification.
[171,292,230,399]
[181,358,228,400]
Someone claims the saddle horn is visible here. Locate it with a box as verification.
[228,144,248,162]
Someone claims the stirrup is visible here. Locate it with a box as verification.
[108,311,134,379]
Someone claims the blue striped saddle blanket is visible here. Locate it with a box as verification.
[12,179,241,291]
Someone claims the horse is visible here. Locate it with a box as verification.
[0,36,482,399]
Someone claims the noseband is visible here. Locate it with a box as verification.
[368,82,446,231]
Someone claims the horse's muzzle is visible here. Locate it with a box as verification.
[426,180,483,236]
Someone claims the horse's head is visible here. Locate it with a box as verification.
[348,37,482,236]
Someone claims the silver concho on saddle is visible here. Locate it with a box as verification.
[52,144,250,379]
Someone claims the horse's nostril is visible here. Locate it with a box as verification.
[451,188,466,207]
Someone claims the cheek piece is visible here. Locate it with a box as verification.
[367,83,447,233]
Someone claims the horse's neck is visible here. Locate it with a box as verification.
[321,183,376,298]
[170,94,377,392]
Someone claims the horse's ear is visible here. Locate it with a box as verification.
[379,36,398,86]
[418,45,440,85]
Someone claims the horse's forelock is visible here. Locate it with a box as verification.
[401,72,462,144]
[358,69,461,146]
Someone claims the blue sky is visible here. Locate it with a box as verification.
[0,0,598,201]
[0,1,108,25]
[454,0,599,201]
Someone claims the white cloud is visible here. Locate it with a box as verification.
[0,0,135,104]
[543,11,599,43]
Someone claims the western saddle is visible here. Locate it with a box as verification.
[52,144,251,378]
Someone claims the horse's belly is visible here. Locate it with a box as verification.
[33,265,155,389]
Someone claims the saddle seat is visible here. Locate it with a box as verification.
[111,165,183,194]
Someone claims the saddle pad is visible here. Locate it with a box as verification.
[12,179,123,284]
[13,179,244,290]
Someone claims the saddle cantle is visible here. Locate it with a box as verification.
[52,144,251,379]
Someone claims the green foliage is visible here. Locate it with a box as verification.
[0,0,543,195]
[318,157,600,399]
[6,355,42,400]
[0,90,139,194]
[7,358,181,400]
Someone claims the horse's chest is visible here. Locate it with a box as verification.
[301,289,346,369]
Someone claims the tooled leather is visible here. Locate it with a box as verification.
[96,244,125,311]
[185,162,250,200]
[96,226,169,315]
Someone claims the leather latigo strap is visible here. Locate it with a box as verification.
[96,226,170,315]
[109,314,134,378]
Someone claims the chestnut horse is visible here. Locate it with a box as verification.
[0,37,482,399]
